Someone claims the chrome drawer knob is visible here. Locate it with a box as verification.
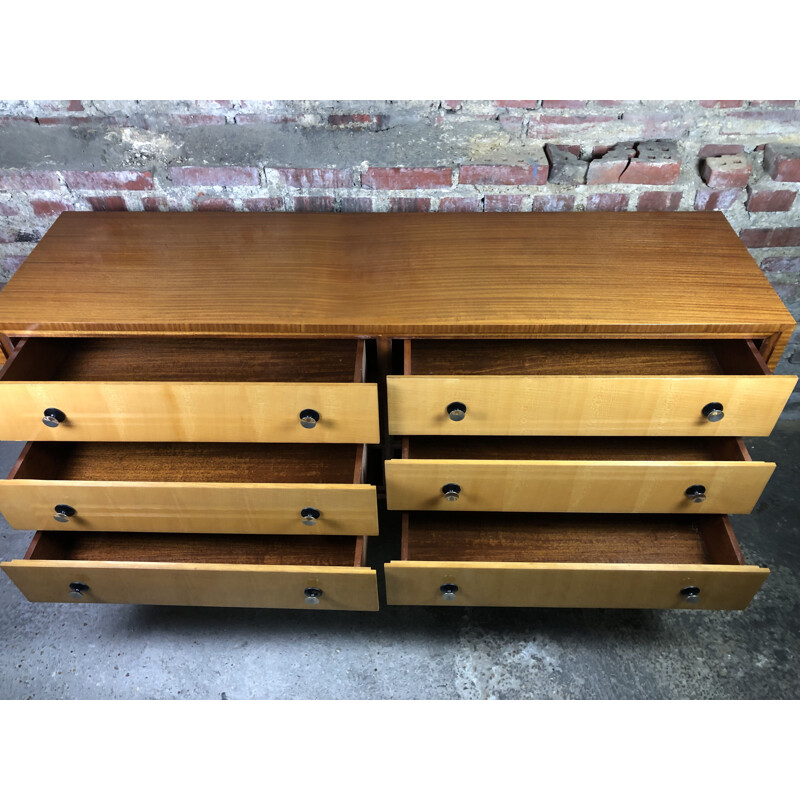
[43,407,66,428]
[54,504,77,523]
[447,402,467,421]
[301,507,321,526]
[299,409,320,429]
[442,483,461,502]
[680,586,701,604]
[685,485,707,503]
[304,587,323,605]
[702,402,724,422]
[440,583,459,601]
[68,581,89,599]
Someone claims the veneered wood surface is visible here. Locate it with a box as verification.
[0,213,793,342]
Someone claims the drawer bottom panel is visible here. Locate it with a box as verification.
[2,531,378,611]
[385,513,768,610]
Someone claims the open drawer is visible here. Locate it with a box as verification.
[385,436,775,514]
[1,531,378,610]
[0,337,379,443]
[385,512,769,609]
[0,442,378,535]
[387,339,797,436]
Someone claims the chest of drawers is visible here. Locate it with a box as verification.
[0,212,795,612]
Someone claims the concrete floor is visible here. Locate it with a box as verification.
[1,424,799,700]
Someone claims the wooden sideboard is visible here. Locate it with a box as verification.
[0,212,795,611]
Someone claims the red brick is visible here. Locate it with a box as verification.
[168,166,260,187]
[530,194,576,212]
[587,147,632,184]
[243,197,284,212]
[494,101,538,108]
[37,116,92,125]
[484,195,525,212]
[617,113,690,139]
[87,196,127,211]
[0,170,60,191]
[294,196,335,212]
[193,198,235,211]
[362,168,452,190]
[596,100,624,107]
[388,197,431,212]
[64,170,154,191]
[586,193,629,212]
[746,186,796,212]
[637,191,682,212]
[31,199,74,216]
[439,197,482,212]
[698,143,745,158]
[277,168,353,189]
[67,100,84,112]
[739,227,800,247]
[763,143,800,182]
[142,196,169,212]
[459,164,547,186]
[701,155,751,188]
[541,100,587,109]
[622,160,680,184]
[339,197,373,212]
[694,188,742,210]
[699,100,743,108]
[0,201,19,215]
[761,256,800,272]
[442,101,463,110]
[328,114,389,130]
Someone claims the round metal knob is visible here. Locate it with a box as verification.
[304,587,323,605]
[685,485,707,503]
[301,507,321,526]
[440,583,459,601]
[441,483,461,502]
[702,402,724,422]
[680,586,701,604]
[447,402,467,421]
[53,504,77,523]
[43,407,66,428]
[68,581,89,599]
[299,409,320,429]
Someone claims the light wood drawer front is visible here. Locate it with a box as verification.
[385,459,775,514]
[385,562,767,610]
[0,382,379,443]
[3,562,378,610]
[387,375,795,437]
[0,481,379,535]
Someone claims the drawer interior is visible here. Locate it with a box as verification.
[8,442,366,484]
[401,512,747,566]
[403,436,751,462]
[25,530,367,567]
[0,337,365,382]
[404,339,771,376]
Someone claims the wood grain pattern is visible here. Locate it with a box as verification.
[384,561,767,609]
[0,212,793,340]
[385,458,774,514]
[0,480,379,535]
[387,374,796,436]
[0,381,380,442]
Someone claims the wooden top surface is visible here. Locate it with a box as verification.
[0,212,793,337]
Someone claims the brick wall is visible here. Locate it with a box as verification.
[1,99,798,391]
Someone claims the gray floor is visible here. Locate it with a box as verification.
[1,424,799,700]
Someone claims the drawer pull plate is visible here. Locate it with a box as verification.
[43,407,67,428]
[685,485,707,503]
[301,506,321,526]
[299,409,320,429]
[446,402,467,421]
[702,402,724,422]
[68,581,89,599]
[440,583,459,601]
[54,503,77,523]
[680,586,701,604]
[304,587,323,605]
